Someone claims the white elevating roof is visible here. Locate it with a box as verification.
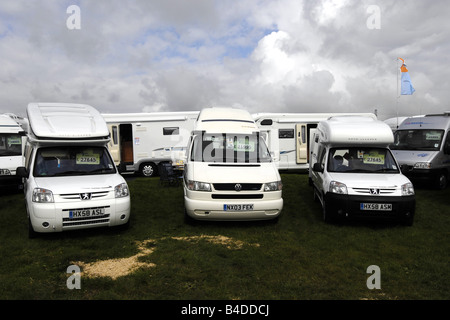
[317,116,394,146]
[195,107,259,134]
[27,103,110,140]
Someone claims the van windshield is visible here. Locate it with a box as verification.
[328,147,399,173]
[391,129,444,151]
[190,133,272,163]
[33,146,116,177]
[0,134,22,157]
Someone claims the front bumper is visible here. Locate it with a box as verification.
[325,193,415,222]
[184,190,283,221]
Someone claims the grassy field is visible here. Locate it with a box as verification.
[0,173,449,301]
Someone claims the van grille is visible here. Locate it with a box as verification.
[212,194,264,199]
[213,183,262,191]
[60,191,110,200]
[352,188,396,195]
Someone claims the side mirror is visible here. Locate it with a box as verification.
[16,167,28,178]
[312,163,323,173]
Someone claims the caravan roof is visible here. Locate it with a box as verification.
[102,111,199,123]
[27,103,109,140]
[195,107,259,134]
[253,112,377,124]
[317,116,393,146]
[0,114,25,134]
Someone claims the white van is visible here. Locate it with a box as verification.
[102,112,199,176]
[183,107,283,221]
[0,114,26,190]
[17,103,131,237]
[309,116,415,225]
[390,112,450,189]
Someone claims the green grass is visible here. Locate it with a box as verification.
[0,174,449,300]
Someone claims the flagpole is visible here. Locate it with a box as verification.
[396,58,399,129]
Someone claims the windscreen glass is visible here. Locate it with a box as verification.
[190,133,272,163]
[391,129,444,151]
[328,147,399,173]
[33,146,116,177]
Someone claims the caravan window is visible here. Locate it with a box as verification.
[33,146,116,177]
[0,134,22,156]
[279,129,294,139]
[190,133,272,163]
[163,127,179,135]
[327,147,399,173]
[391,129,444,151]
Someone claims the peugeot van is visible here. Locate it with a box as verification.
[309,116,415,225]
[17,103,130,237]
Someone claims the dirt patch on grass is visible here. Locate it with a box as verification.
[73,235,258,280]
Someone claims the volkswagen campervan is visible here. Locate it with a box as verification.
[17,103,130,237]
[183,107,283,221]
[390,112,450,189]
[309,116,415,225]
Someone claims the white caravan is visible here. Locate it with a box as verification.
[390,112,450,189]
[184,107,283,222]
[17,103,131,237]
[309,116,415,225]
[102,112,199,177]
[0,114,26,190]
[252,112,377,171]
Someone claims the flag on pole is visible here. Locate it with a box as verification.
[398,58,415,95]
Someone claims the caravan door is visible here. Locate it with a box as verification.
[108,124,121,165]
[296,124,308,164]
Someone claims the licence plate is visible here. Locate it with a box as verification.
[224,204,254,211]
[360,203,392,211]
[69,208,105,219]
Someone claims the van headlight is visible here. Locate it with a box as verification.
[187,180,211,192]
[115,183,129,198]
[264,181,283,191]
[329,181,348,194]
[401,182,415,196]
[32,188,54,203]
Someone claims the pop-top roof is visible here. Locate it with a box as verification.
[317,116,394,146]
[27,103,109,140]
[195,107,259,134]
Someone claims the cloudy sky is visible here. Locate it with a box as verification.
[0,0,448,120]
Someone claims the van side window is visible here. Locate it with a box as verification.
[318,147,326,171]
[112,126,118,145]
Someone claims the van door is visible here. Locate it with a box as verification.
[296,123,307,164]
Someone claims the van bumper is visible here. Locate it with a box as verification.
[184,195,283,221]
[28,197,131,233]
[324,193,415,223]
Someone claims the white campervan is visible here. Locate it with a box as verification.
[183,107,283,222]
[0,114,26,190]
[102,112,199,176]
[390,112,450,189]
[309,116,415,225]
[17,103,131,237]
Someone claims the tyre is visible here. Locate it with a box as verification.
[436,171,448,190]
[140,163,157,177]
[322,196,335,224]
